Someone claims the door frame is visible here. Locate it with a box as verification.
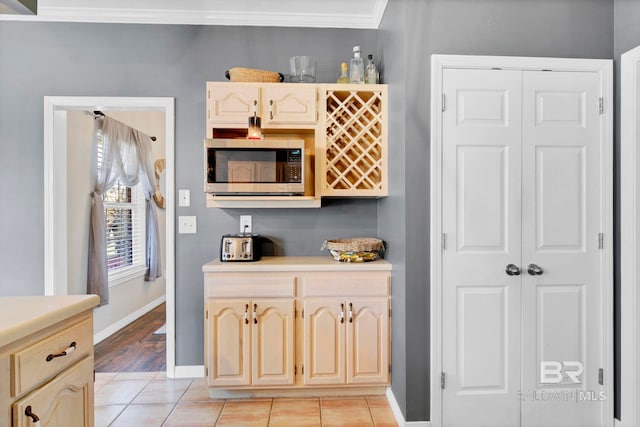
[43,96,177,377]
[430,54,614,427]
[620,45,640,427]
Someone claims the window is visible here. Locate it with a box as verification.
[97,135,147,285]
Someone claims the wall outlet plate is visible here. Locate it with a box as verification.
[240,215,252,233]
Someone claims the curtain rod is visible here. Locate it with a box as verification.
[93,111,157,142]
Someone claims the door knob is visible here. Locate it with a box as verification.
[505,264,521,276]
[527,264,544,276]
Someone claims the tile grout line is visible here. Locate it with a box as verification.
[266,398,275,426]
[213,398,228,426]
[365,396,377,427]
[160,378,194,426]
[106,377,152,427]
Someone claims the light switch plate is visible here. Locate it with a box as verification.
[178,216,197,234]
[178,189,191,207]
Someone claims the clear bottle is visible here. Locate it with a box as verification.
[365,54,378,84]
[349,46,364,84]
[336,62,350,84]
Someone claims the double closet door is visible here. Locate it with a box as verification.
[441,67,608,427]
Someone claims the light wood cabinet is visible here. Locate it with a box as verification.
[203,258,391,395]
[204,274,296,387]
[319,86,388,197]
[303,297,389,385]
[12,357,93,427]
[0,296,99,427]
[206,83,316,133]
[204,82,388,207]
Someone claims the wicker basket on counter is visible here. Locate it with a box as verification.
[322,237,384,263]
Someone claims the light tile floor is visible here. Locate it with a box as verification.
[95,372,398,427]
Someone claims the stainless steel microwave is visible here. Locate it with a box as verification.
[204,139,305,195]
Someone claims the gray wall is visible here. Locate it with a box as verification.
[378,0,613,421]
[0,22,378,366]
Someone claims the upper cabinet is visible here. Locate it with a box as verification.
[205,82,388,207]
[318,86,387,197]
[206,83,317,132]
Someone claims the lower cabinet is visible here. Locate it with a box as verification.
[303,297,389,386]
[203,265,391,393]
[12,357,94,427]
[206,298,295,386]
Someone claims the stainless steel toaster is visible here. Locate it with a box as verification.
[220,234,262,262]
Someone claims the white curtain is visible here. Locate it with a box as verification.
[87,116,162,305]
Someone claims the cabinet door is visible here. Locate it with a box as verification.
[252,299,295,385]
[346,298,389,384]
[262,86,316,125]
[207,85,260,128]
[207,299,251,386]
[13,356,94,427]
[302,298,345,385]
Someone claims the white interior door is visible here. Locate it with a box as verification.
[441,68,523,427]
[441,66,607,427]
[520,70,605,427]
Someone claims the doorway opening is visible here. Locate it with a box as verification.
[43,97,176,377]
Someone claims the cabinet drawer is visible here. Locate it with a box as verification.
[205,273,296,298]
[12,317,92,397]
[300,272,390,297]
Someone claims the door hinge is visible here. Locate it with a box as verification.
[442,233,447,250]
[441,372,446,389]
[389,308,392,318]
[302,309,304,319]
[302,365,304,375]
[295,365,297,375]
[389,364,392,373]
[205,366,208,377]
[205,310,208,320]
[598,233,604,250]
[599,97,604,115]
[442,94,446,112]
[598,368,604,385]
[295,309,297,318]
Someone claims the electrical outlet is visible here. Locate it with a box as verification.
[178,189,191,207]
[178,216,197,234]
[240,215,252,233]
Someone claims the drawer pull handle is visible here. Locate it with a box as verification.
[349,302,353,323]
[25,406,41,426]
[339,303,345,324]
[46,341,76,362]
[244,304,249,325]
[269,100,274,120]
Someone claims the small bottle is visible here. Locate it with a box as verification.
[336,62,350,84]
[365,54,378,84]
[349,46,364,84]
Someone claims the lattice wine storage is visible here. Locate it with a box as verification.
[322,87,387,197]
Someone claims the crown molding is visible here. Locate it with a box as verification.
[0,0,388,29]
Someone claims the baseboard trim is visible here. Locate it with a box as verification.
[93,295,166,344]
[615,418,622,427]
[386,387,431,427]
[173,365,205,379]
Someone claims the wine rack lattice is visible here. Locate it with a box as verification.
[325,90,384,194]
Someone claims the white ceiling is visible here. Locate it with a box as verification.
[0,0,388,29]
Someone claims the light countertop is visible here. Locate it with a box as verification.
[0,295,100,349]
[203,256,392,272]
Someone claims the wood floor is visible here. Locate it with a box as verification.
[94,303,166,372]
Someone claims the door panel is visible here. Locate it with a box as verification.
[252,299,295,385]
[521,71,603,427]
[442,68,522,427]
[535,146,586,251]
[207,299,251,386]
[303,298,345,385]
[347,298,389,384]
[456,146,509,252]
[456,286,508,393]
